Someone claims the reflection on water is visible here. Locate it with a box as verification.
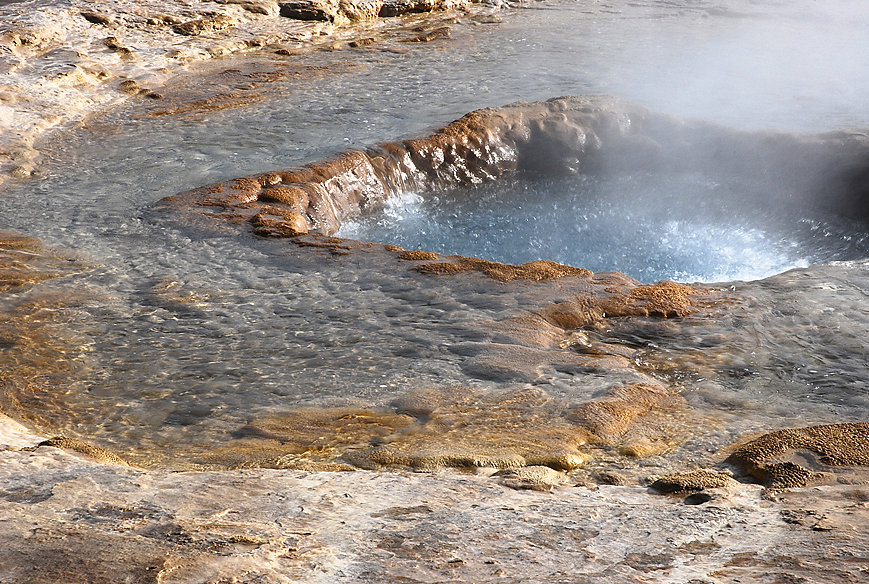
[0,0,868,476]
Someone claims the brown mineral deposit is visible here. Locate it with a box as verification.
[725,423,869,488]
[0,0,499,189]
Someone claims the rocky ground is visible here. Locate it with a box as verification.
[2,1,868,582]
[0,0,502,188]
[2,412,869,584]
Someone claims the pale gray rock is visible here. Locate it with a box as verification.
[494,465,570,490]
[0,0,493,189]
[2,415,867,583]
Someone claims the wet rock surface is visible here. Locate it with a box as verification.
[146,96,869,476]
[160,96,869,238]
[3,1,869,581]
[725,423,869,488]
[0,229,81,291]
[649,469,737,494]
[0,0,495,188]
[0,231,97,437]
[0,226,713,476]
[44,253,717,474]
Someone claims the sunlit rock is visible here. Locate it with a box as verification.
[4,432,865,584]
[161,96,869,243]
[725,423,869,488]
[0,0,495,189]
[494,465,570,491]
[649,469,737,494]
[172,14,237,36]
[277,0,475,23]
[409,255,593,281]
[28,436,131,466]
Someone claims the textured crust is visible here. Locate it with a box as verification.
[725,423,869,488]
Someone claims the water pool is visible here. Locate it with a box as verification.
[1,0,868,474]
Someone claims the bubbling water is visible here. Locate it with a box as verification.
[338,171,869,283]
[1,0,868,476]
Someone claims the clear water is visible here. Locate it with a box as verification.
[1,0,868,471]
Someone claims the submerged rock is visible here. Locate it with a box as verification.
[400,25,451,42]
[566,382,683,442]
[0,231,94,434]
[205,386,592,472]
[0,230,75,292]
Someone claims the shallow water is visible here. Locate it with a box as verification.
[1,0,868,473]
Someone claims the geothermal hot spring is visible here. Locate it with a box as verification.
[1,0,869,476]
[339,170,869,284]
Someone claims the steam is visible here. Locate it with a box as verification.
[338,0,869,282]
[337,171,868,284]
[621,0,869,131]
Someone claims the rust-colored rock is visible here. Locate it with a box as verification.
[159,96,869,247]
[258,185,310,210]
[250,210,309,237]
[601,281,703,318]
[532,280,706,334]
[649,470,736,494]
[725,423,869,488]
[413,256,593,282]
[396,249,440,261]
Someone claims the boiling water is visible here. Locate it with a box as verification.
[339,172,869,283]
[1,0,868,471]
